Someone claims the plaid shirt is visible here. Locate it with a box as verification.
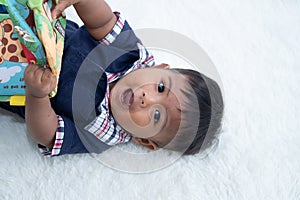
[39,13,155,157]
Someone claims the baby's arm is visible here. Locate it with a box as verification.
[24,64,57,149]
[52,0,116,41]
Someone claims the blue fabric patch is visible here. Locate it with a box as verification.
[0,4,7,14]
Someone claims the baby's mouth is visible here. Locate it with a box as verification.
[121,88,134,109]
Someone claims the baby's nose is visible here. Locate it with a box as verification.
[139,90,158,108]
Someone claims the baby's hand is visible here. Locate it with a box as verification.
[51,0,80,19]
[24,64,57,99]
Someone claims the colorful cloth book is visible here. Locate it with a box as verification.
[0,0,66,105]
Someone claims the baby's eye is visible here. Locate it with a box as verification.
[158,81,165,93]
[154,110,160,123]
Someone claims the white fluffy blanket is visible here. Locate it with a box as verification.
[1,0,299,199]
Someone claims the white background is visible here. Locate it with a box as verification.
[0,0,300,199]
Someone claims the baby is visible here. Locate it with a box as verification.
[0,0,224,156]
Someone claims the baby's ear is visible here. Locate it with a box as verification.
[132,137,158,151]
[153,63,170,69]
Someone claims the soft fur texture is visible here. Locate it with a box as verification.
[1,0,300,199]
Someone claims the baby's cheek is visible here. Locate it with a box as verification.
[129,110,150,127]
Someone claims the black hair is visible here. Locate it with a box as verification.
[155,68,224,155]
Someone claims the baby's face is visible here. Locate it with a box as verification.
[109,67,186,141]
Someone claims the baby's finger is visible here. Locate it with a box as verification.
[52,0,72,19]
[41,68,53,82]
[24,64,41,82]
[33,66,46,81]
[49,76,58,92]
[44,73,57,93]
[25,64,39,74]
